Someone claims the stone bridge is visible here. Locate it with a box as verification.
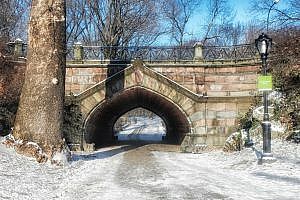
[6,41,260,151]
[65,61,259,151]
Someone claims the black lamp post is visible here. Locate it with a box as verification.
[255,33,273,157]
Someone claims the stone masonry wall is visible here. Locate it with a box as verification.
[65,63,259,97]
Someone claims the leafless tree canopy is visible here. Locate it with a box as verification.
[250,0,300,30]
[201,0,236,45]
[0,0,30,41]
[66,0,163,46]
[162,0,201,46]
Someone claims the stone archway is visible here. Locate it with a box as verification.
[84,86,191,148]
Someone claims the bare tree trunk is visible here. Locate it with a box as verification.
[13,0,66,158]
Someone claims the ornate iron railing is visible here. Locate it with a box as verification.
[67,44,257,61]
[203,44,257,60]
[7,40,258,61]
[67,45,195,61]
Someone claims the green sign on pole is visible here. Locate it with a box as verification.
[258,75,272,91]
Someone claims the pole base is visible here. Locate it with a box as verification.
[260,153,276,164]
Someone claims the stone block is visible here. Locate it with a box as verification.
[78,68,93,75]
[80,104,90,118]
[206,119,226,126]
[171,93,185,105]
[205,68,215,74]
[225,103,237,111]
[226,119,236,126]
[184,74,194,83]
[227,83,256,91]
[185,84,197,93]
[65,77,72,83]
[182,100,194,111]
[236,65,259,73]
[66,68,73,76]
[92,92,104,102]
[209,84,224,91]
[216,111,237,119]
[193,67,204,73]
[81,84,92,92]
[190,111,205,121]
[175,67,186,74]
[195,75,204,84]
[196,84,205,94]
[230,91,252,97]
[173,75,184,83]
[205,135,227,146]
[242,74,257,82]
[165,72,174,80]
[225,76,240,83]
[216,67,236,73]
[152,67,163,73]
[204,76,216,82]
[81,96,98,112]
[207,103,226,111]
[237,101,252,110]
[206,111,217,119]
[207,127,226,135]
[92,75,102,83]
[193,126,206,135]
[192,119,206,127]
[168,89,178,100]
[70,84,80,93]
[206,91,228,97]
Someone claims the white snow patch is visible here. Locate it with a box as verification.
[51,148,71,166]
[271,120,286,132]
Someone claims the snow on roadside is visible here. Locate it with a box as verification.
[153,139,299,200]
[0,136,299,200]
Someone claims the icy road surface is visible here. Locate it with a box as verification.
[0,139,299,200]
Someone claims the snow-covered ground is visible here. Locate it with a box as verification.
[0,136,299,200]
[115,116,166,141]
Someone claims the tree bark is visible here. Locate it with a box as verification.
[13,0,66,156]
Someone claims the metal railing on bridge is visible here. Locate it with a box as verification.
[7,39,258,62]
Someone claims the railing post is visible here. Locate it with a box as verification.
[73,42,83,61]
[193,42,203,60]
[13,38,25,58]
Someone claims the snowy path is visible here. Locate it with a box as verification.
[0,139,299,200]
[116,116,166,141]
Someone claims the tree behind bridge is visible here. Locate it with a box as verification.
[13,0,66,159]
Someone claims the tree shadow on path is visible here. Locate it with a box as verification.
[71,143,145,161]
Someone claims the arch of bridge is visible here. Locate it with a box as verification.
[76,61,199,147]
[84,86,191,147]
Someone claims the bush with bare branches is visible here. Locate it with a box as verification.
[270,27,300,131]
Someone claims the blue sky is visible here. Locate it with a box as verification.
[157,0,288,45]
[158,0,254,45]
[229,0,251,23]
